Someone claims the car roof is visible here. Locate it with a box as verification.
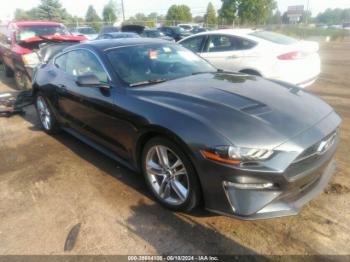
[13,21,63,27]
[193,28,255,37]
[71,38,170,52]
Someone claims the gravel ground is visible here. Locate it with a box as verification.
[0,42,349,256]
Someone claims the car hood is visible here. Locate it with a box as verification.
[134,73,335,149]
[20,34,87,44]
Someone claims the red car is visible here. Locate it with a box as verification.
[0,21,86,89]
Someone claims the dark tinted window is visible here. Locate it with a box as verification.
[77,27,96,34]
[180,36,206,53]
[206,35,256,52]
[101,26,119,34]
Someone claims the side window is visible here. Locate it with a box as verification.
[180,36,206,53]
[206,35,236,52]
[206,35,257,52]
[236,38,257,50]
[65,50,109,83]
[54,54,68,70]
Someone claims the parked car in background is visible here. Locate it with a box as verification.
[99,26,120,35]
[179,29,321,87]
[96,32,140,40]
[0,21,85,89]
[177,24,194,32]
[343,22,350,29]
[328,25,342,29]
[158,26,191,42]
[191,26,208,34]
[142,29,174,41]
[32,38,340,220]
[71,26,98,40]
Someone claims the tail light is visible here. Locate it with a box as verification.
[22,52,40,66]
[277,51,305,60]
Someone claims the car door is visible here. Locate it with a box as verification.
[53,49,129,158]
[200,34,246,72]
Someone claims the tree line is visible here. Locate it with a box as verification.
[14,0,118,30]
[12,0,350,30]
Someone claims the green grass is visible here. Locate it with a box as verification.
[271,25,349,41]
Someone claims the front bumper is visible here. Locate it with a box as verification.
[197,112,340,220]
[215,158,336,220]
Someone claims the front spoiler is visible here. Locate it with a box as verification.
[206,159,336,220]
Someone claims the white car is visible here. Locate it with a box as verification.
[178,29,321,87]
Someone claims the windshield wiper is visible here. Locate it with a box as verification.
[129,79,167,87]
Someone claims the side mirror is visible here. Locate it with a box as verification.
[76,74,102,87]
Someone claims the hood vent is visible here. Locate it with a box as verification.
[240,103,271,116]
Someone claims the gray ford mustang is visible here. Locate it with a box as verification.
[32,38,341,219]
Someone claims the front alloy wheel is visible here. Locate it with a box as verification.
[142,137,201,212]
[35,94,60,134]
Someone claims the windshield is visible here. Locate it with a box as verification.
[249,31,298,45]
[17,25,70,41]
[106,43,216,86]
[78,28,96,34]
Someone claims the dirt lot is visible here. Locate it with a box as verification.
[0,42,349,256]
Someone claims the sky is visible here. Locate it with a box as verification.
[0,0,349,22]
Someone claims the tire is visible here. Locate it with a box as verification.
[14,70,31,90]
[142,137,201,212]
[4,64,14,78]
[35,93,61,134]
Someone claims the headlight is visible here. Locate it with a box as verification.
[22,52,40,66]
[202,146,274,165]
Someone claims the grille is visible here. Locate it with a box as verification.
[293,130,338,164]
[285,129,338,181]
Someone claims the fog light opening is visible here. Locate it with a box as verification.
[223,181,276,190]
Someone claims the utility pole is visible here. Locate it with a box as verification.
[306,0,310,24]
[121,0,125,22]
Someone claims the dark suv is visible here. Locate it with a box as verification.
[158,26,191,42]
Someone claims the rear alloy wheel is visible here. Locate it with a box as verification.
[35,94,60,134]
[142,137,201,212]
[14,70,31,90]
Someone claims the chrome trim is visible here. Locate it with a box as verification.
[292,130,338,164]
